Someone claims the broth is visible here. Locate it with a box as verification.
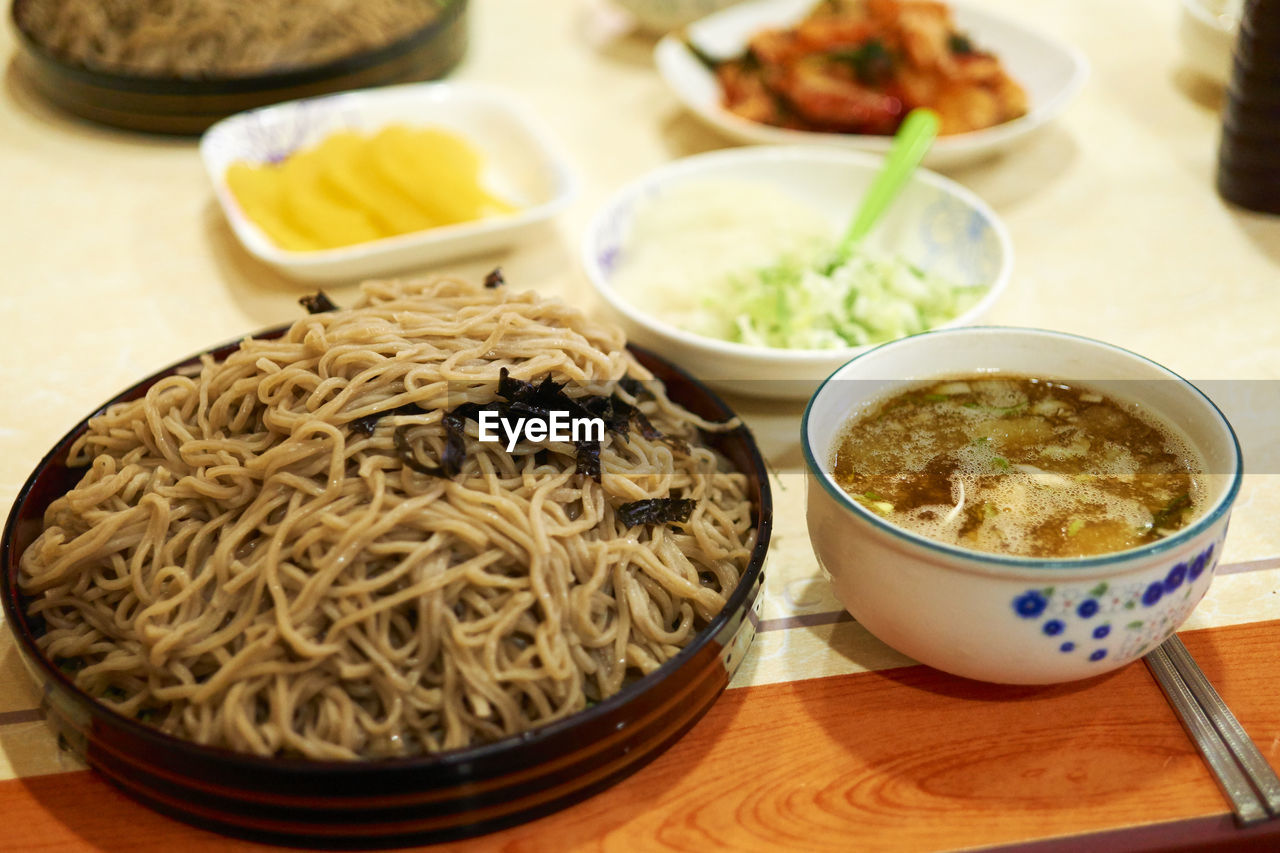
[830,375,1205,558]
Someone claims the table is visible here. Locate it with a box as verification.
[2,0,1280,849]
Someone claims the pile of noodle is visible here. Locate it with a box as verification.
[19,0,444,78]
[18,278,755,760]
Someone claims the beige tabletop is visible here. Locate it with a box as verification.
[3,0,1280,848]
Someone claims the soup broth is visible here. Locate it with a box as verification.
[830,375,1205,558]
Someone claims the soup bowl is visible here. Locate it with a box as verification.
[801,327,1243,685]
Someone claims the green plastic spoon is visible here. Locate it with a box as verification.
[721,109,943,349]
[828,107,939,269]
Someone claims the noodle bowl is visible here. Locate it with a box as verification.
[17,0,447,78]
[17,277,756,760]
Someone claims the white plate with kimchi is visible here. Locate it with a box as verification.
[655,0,1088,169]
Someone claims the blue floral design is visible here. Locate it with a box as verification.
[1010,541,1220,666]
[1014,590,1049,618]
[1189,550,1208,580]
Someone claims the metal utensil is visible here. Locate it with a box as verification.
[1145,635,1280,825]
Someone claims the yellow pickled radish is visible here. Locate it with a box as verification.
[371,126,516,226]
[279,147,384,249]
[315,131,439,235]
[224,124,518,252]
[224,163,321,252]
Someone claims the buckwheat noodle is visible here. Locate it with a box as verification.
[19,278,755,759]
[19,0,444,78]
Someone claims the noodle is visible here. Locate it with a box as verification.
[18,0,445,78]
[18,277,756,760]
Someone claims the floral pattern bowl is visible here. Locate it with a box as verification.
[801,327,1243,684]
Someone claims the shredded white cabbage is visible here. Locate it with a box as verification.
[611,179,986,350]
[711,248,984,350]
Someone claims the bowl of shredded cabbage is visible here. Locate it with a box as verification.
[582,145,1012,399]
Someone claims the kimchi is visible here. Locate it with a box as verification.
[714,0,1028,135]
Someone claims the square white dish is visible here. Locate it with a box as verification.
[200,81,577,283]
[655,0,1089,170]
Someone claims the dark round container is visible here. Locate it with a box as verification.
[1229,64,1280,94]
[1240,0,1280,39]
[1218,135,1280,170]
[1216,168,1280,211]
[10,0,468,135]
[1233,25,1280,71]
[1217,0,1280,212]
[1222,99,1280,141]
[1,331,772,847]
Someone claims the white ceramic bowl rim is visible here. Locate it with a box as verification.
[801,326,1244,573]
[582,144,1013,362]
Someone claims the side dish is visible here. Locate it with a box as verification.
[18,277,757,759]
[710,0,1028,135]
[225,125,517,251]
[611,178,983,349]
[831,375,1206,557]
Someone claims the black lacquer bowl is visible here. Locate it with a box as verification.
[1,329,771,847]
[10,0,468,135]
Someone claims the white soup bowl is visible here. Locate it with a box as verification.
[801,327,1242,684]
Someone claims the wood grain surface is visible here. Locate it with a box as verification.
[2,622,1278,852]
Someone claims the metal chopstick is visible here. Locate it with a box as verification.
[1162,634,1280,817]
[1145,643,1269,825]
